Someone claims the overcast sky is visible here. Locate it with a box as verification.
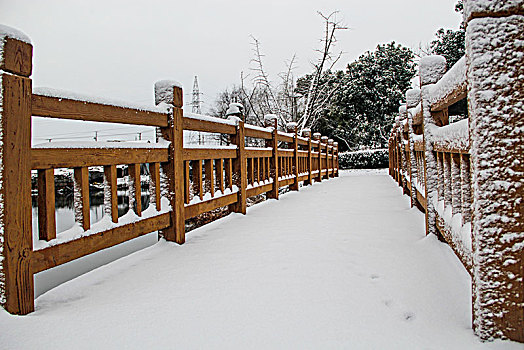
[1,0,461,143]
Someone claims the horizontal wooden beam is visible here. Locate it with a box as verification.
[277,133,294,143]
[278,176,295,188]
[183,148,237,161]
[32,94,168,127]
[245,148,272,158]
[246,183,273,198]
[184,192,238,219]
[244,126,272,140]
[31,213,170,273]
[431,88,467,112]
[182,117,236,134]
[432,144,470,154]
[31,147,169,169]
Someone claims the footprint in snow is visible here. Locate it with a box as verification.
[370,274,380,280]
[403,312,415,321]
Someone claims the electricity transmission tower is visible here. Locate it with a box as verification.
[191,76,203,114]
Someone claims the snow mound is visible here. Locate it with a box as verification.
[419,56,447,85]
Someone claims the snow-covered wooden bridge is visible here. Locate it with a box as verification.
[4,170,517,349]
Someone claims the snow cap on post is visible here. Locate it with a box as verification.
[419,56,447,86]
[154,80,183,107]
[225,102,244,117]
[333,141,338,148]
[227,115,242,125]
[301,128,311,138]
[328,139,334,145]
[286,121,298,133]
[0,24,32,77]
[312,132,321,140]
[321,136,328,143]
[264,114,278,128]
[406,89,421,108]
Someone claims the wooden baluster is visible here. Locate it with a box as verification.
[225,158,233,190]
[148,162,162,210]
[38,169,56,240]
[184,161,190,204]
[443,153,452,211]
[74,167,90,230]
[193,160,203,200]
[262,156,266,182]
[257,157,261,184]
[128,164,142,216]
[204,159,215,197]
[247,157,253,185]
[104,165,119,223]
[216,158,225,193]
[460,154,471,223]
[451,154,461,217]
[436,152,444,202]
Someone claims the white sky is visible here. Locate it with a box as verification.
[1,0,461,142]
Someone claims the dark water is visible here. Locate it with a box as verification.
[31,189,151,235]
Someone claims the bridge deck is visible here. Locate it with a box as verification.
[1,170,515,349]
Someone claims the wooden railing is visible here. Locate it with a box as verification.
[0,30,339,315]
[388,2,523,342]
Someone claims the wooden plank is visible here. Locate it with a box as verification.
[128,164,142,216]
[216,158,225,193]
[182,116,236,134]
[31,213,171,273]
[204,159,215,197]
[246,182,273,198]
[182,147,237,161]
[277,132,294,143]
[32,94,168,127]
[256,157,261,183]
[185,192,238,219]
[73,167,90,231]
[432,144,470,154]
[278,176,296,188]
[31,147,168,169]
[244,125,272,139]
[245,148,272,158]
[37,169,56,241]
[228,122,247,214]
[431,88,467,112]
[104,165,118,223]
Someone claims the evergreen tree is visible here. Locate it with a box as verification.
[327,42,416,150]
[429,1,465,68]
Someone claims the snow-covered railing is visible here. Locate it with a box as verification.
[388,2,524,342]
[0,26,339,316]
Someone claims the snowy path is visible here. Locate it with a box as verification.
[0,170,518,349]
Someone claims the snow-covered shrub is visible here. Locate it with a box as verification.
[338,149,388,169]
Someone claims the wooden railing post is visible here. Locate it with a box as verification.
[154,81,185,244]
[229,120,247,213]
[465,2,524,342]
[313,133,322,182]
[321,136,329,179]
[287,122,299,191]
[406,88,420,208]
[333,142,339,177]
[0,28,34,314]
[328,139,334,178]
[265,115,279,199]
[302,129,312,185]
[420,55,447,237]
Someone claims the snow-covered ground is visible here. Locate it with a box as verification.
[0,170,519,349]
